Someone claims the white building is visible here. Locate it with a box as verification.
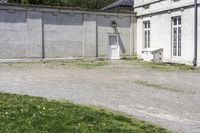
[134,0,200,66]
[104,0,200,66]
[0,1,199,66]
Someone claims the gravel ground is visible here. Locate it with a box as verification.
[0,60,200,133]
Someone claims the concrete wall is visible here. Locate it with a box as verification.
[27,11,43,58]
[97,15,132,57]
[83,14,97,57]
[198,5,200,66]
[43,12,83,58]
[0,5,135,59]
[134,0,200,66]
[0,10,27,59]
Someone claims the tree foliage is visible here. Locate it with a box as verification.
[7,0,117,9]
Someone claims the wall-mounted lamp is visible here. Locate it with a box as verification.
[111,21,117,29]
[180,8,184,12]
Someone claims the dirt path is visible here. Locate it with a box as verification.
[0,60,200,133]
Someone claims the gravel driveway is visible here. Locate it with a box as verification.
[0,60,200,133]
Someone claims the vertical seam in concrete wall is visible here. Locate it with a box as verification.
[134,18,137,55]
[130,16,133,56]
[82,13,85,58]
[26,10,28,58]
[194,0,198,66]
[96,16,98,58]
[41,12,45,59]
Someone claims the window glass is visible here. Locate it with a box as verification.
[178,27,181,56]
[178,17,181,25]
[109,35,117,45]
[144,23,147,28]
[172,16,181,57]
[148,30,150,48]
[174,18,177,25]
[173,28,177,56]
[144,31,147,48]
[143,21,150,48]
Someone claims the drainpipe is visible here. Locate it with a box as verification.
[194,0,198,66]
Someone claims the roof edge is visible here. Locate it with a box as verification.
[0,3,136,15]
[102,0,134,10]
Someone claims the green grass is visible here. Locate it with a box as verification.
[0,93,171,133]
[134,80,180,93]
[0,59,109,69]
[72,59,108,69]
[122,57,200,72]
[42,59,109,69]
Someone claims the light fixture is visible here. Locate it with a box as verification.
[111,21,117,29]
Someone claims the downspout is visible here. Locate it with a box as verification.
[194,0,198,66]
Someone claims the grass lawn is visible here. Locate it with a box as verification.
[0,93,170,133]
[0,59,109,69]
[122,56,200,72]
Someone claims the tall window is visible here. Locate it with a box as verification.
[144,21,150,48]
[172,17,181,57]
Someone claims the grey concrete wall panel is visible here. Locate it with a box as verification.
[83,14,97,57]
[198,6,200,66]
[43,12,83,58]
[0,10,27,58]
[27,11,42,58]
[0,5,135,60]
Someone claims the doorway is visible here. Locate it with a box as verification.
[108,34,120,59]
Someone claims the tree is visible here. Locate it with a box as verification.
[7,0,117,9]
[0,0,7,3]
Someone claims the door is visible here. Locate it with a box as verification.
[108,34,120,59]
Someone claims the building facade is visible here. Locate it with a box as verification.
[0,4,136,60]
[134,0,200,66]
[0,1,200,67]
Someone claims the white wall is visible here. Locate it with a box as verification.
[134,0,195,16]
[135,0,194,8]
[135,0,199,66]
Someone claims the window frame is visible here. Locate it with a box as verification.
[172,0,180,3]
[171,16,182,57]
[143,21,151,49]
